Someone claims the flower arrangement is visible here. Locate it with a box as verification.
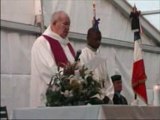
[45,63,108,106]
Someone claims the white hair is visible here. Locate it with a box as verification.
[50,11,70,25]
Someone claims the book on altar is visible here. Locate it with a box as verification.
[85,54,106,71]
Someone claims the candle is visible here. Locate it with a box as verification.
[153,84,160,106]
[93,0,96,18]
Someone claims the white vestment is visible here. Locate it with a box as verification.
[79,46,114,100]
[30,26,75,107]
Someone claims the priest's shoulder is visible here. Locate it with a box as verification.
[32,35,49,48]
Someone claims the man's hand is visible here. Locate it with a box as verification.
[63,62,75,75]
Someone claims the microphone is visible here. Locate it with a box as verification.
[75,50,81,62]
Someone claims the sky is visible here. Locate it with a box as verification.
[127,0,160,31]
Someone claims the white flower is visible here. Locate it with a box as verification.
[61,90,72,97]
[63,90,70,97]
[51,84,60,91]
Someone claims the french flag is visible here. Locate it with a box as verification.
[131,31,148,104]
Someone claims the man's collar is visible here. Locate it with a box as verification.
[87,45,98,52]
[43,26,69,45]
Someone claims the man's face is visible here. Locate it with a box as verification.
[88,32,101,49]
[113,80,122,93]
[53,15,70,39]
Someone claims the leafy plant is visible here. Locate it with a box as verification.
[46,64,107,106]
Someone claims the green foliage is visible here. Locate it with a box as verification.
[46,65,104,106]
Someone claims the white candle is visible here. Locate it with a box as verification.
[153,84,160,106]
[93,0,96,8]
[93,0,96,17]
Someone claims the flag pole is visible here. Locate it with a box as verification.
[135,93,137,99]
[130,4,148,104]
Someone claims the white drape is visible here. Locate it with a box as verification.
[79,47,114,100]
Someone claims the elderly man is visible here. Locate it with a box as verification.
[30,11,75,107]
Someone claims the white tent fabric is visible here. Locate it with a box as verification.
[1,0,160,117]
[43,0,156,45]
[1,30,36,116]
[1,0,35,25]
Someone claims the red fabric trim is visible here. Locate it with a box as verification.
[43,35,75,68]
[67,43,75,58]
[132,59,146,84]
[133,81,148,104]
[131,59,148,103]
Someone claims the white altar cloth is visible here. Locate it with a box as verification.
[12,105,160,119]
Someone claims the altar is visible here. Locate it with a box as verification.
[12,105,160,119]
